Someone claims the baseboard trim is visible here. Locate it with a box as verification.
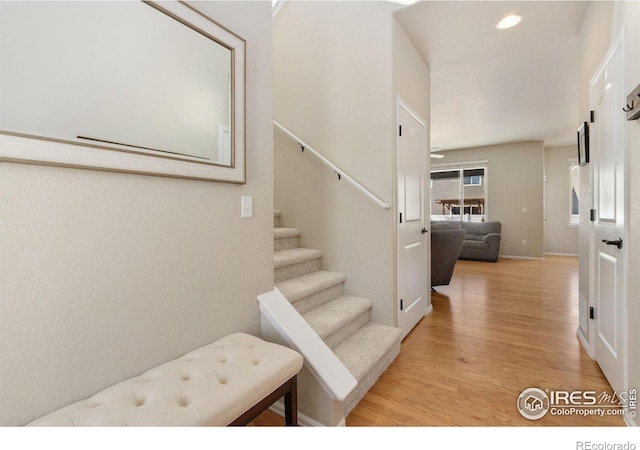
[576,327,593,359]
[268,400,344,427]
[576,328,638,428]
[425,304,433,317]
[545,252,579,257]
[499,255,544,260]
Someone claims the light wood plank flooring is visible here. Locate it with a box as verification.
[252,256,624,426]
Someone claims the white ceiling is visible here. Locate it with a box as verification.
[394,1,590,151]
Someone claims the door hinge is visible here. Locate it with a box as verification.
[590,307,595,320]
[590,110,595,123]
[590,209,596,221]
[399,125,402,137]
[399,212,403,223]
[400,299,404,311]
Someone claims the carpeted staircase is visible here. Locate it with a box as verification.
[273,209,402,415]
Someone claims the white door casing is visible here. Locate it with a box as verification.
[397,97,429,340]
[590,28,627,397]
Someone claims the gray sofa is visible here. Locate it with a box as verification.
[431,220,502,262]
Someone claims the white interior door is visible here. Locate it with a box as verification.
[397,98,429,340]
[590,29,627,395]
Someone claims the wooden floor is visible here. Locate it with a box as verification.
[252,256,624,426]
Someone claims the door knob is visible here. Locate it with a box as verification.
[602,238,623,249]
[421,228,428,234]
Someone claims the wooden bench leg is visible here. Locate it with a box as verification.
[228,375,299,426]
[284,375,297,426]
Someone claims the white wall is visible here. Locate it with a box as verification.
[273,1,398,326]
[0,1,273,425]
[434,141,545,259]
[393,18,430,121]
[544,145,579,255]
[273,2,429,328]
[393,16,431,310]
[578,1,640,422]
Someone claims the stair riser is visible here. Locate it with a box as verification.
[292,283,344,314]
[274,237,299,252]
[274,259,321,283]
[323,311,371,350]
[343,341,401,415]
[272,209,403,421]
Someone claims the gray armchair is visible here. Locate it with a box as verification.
[458,221,502,262]
[431,225,466,288]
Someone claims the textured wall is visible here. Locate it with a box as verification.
[273,1,397,326]
[273,2,429,328]
[544,145,579,255]
[616,0,640,421]
[0,1,273,425]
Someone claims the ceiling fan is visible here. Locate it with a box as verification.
[430,147,445,159]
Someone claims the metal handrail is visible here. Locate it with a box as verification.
[274,120,391,209]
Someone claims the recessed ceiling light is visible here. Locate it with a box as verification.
[496,15,522,30]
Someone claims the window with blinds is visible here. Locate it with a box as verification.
[430,162,488,222]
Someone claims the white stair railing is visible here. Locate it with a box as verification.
[258,288,357,401]
[274,121,391,209]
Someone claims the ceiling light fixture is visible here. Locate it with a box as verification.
[496,14,522,30]
[430,147,445,159]
[390,0,419,6]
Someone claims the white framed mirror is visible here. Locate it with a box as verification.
[0,1,246,183]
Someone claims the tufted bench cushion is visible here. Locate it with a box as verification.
[27,333,303,426]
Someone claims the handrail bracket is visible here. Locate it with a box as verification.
[274,120,390,209]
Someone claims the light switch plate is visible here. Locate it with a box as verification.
[241,196,253,218]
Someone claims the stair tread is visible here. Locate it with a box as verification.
[274,227,302,239]
[334,322,402,381]
[270,212,403,415]
[302,295,373,340]
[274,248,322,269]
[276,270,347,302]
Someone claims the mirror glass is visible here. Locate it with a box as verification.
[0,1,245,180]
